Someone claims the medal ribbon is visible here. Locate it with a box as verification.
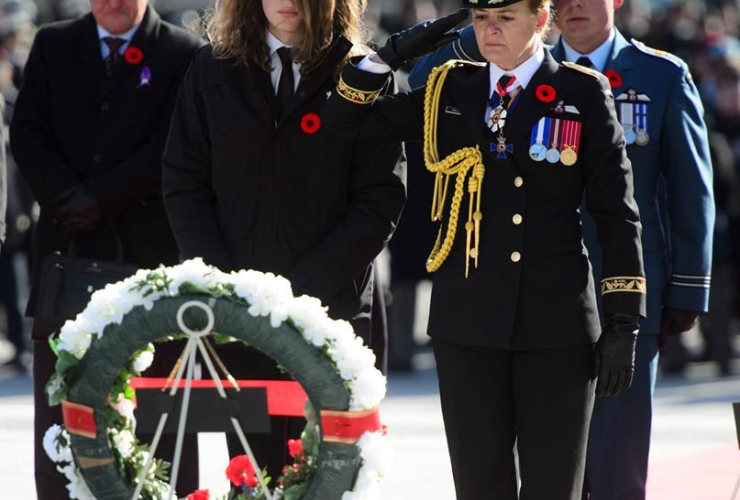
[571,120,582,153]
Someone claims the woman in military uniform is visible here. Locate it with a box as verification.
[322,1,646,499]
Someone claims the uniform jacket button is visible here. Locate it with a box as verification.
[93,154,103,163]
[512,214,523,225]
[514,177,524,188]
[511,251,521,263]
[100,101,110,111]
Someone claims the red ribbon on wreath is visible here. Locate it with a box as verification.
[535,84,556,103]
[62,400,97,439]
[124,46,144,65]
[321,407,384,444]
[604,70,622,88]
[301,113,321,134]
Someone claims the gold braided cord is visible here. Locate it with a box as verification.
[423,61,486,277]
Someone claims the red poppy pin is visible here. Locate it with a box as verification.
[124,46,144,65]
[535,84,556,103]
[301,113,321,134]
[604,70,623,88]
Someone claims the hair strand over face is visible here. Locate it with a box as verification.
[204,0,370,74]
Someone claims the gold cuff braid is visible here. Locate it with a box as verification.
[337,75,382,105]
[601,276,647,295]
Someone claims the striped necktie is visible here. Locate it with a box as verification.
[102,37,125,78]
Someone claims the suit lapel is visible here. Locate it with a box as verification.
[101,5,160,96]
[504,51,560,143]
[76,14,105,87]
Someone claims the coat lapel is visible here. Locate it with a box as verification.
[278,35,353,125]
[101,5,160,96]
[241,65,278,129]
[603,30,633,92]
[504,51,560,143]
[76,14,106,87]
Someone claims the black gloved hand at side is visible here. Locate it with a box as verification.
[658,307,699,348]
[376,9,469,71]
[594,313,639,397]
[54,185,103,237]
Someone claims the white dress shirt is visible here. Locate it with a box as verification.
[266,31,302,94]
[97,24,140,59]
[561,28,616,72]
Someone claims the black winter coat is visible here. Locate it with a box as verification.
[162,39,406,342]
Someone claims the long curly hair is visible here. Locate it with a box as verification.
[205,0,370,75]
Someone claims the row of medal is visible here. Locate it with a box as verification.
[617,100,650,146]
[528,115,582,166]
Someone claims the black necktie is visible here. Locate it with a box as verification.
[576,56,594,69]
[102,37,125,78]
[276,47,294,119]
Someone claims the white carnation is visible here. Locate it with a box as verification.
[357,432,393,476]
[43,425,72,463]
[167,258,226,295]
[132,345,155,373]
[349,368,386,410]
[111,396,136,422]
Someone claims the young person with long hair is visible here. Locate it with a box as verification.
[162,0,405,478]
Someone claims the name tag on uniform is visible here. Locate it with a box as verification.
[445,106,461,116]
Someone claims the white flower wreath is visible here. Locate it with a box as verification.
[44,258,392,500]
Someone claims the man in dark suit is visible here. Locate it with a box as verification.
[10,1,203,497]
[409,1,714,498]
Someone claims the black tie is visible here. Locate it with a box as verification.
[276,47,294,119]
[102,37,125,78]
[576,56,594,69]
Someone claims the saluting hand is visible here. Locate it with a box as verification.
[595,314,639,397]
[376,9,469,71]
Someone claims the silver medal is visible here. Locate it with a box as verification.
[529,143,547,162]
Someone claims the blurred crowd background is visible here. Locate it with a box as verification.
[1,0,738,377]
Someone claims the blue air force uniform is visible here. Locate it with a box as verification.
[410,26,715,500]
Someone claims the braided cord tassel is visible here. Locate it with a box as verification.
[423,62,485,276]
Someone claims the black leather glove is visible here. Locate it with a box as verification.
[594,314,639,397]
[376,9,469,71]
[54,185,103,237]
[658,307,699,348]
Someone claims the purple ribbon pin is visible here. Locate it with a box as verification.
[136,66,152,88]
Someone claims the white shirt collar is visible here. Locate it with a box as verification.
[561,28,616,73]
[97,23,139,44]
[266,31,291,56]
[488,46,545,97]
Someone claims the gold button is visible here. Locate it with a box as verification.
[514,177,524,188]
[511,252,521,263]
[512,214,523,225]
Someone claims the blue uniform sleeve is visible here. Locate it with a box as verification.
[661,67,715,312]
[408,24,483,89]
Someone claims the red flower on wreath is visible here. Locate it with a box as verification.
[301,113,321,134]
[187,489,210,500]
[535,84,556,103]
[288,438,303,458]
[604,69,623,88]
[124,46,144,65]
[226,455,258,488]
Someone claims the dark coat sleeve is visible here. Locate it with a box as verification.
[83,39,202,219]
[582,73,646,318]
[10,28,80,208]
[322,60,426,144]
[162,51,233,271]
[408,24,482,89]
[288,75,407,300]
[0,121,5,246]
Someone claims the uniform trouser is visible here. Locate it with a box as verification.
[33,338,199,500]
[585,334,659,500]
[433,340,596,500]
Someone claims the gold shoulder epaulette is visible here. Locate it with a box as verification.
[630,39,682,67]
[562,61,603,79]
